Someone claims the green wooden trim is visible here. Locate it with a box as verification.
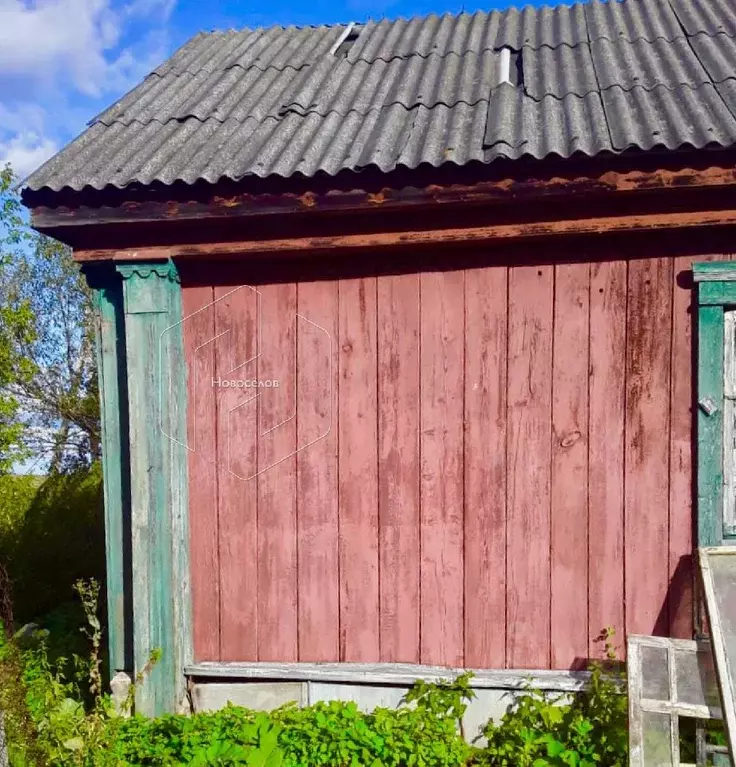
[117,259,190,716]
[86,267,133,674]
[698,282,736,306]
[697,304,725,548]
[693,262,736,283]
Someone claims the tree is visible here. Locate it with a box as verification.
[0,164,100,473]
[0,166,36,473]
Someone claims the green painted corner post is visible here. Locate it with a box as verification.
[115,260,191,716]
[85,265,133,677]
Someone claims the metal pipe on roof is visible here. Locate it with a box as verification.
[330,22,355,56]
[498,47,512,86]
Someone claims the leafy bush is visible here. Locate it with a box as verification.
[477,665,627,767]
[0,474,41,550]
[477,631,627,767]
[0,465,104,626]
[107,690,473,767]
[1,590,629,767]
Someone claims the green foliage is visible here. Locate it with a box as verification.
[477,630,628,767]
[0,474,40,544]
[0,165,37,472]
[85,673,475,767]
[6,580,123,767]
[2,607,630,767]
[0,622,47,766]
[0,464,104,626]
[0,162,99,474]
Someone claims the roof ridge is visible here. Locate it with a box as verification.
[199,3,585,36]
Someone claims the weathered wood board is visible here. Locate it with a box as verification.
[183,252,699,667]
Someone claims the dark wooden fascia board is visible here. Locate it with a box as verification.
[29,153,736,237]
[74,206,736,263]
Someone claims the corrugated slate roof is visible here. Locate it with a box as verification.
[23,0,736,194]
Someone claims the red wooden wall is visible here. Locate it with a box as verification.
[182,247,713,670]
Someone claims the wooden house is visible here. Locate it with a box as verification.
[21,0,736,721]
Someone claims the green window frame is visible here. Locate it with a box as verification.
[695,261,736,547]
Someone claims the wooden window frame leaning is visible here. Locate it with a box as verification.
[627,634,728,766]
[694,262,736,547]
[699,547,736,765]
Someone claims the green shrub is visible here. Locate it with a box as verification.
[0,474,41,549]
[476,665,627,767]
[107,691,473,767]
[1,585,629,767]
[0,465,104,626]
[477,631,627,767]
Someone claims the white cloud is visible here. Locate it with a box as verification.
[0,0,175,179]
[0,0,173,97]
[0,133,58,179]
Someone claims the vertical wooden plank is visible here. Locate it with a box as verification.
[464,265,507,669]
[166,286,193,694]
[697,303,724,548]
[339,277,379,661]
[625,257,673,637]
[588,260,627,658]
[125,312,162,712]
[377,273,420,663]
[669,255,697,639]
[257,283,298,661]
[216,284,259,661]
[297,280,339,661]
[182,285,220,662]
[551,263,590,670]
[506,265,553,669]
[420,270,465,667]
[723,310,736,538]
[89,273,132,673]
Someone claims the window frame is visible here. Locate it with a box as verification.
[694,261,736,547]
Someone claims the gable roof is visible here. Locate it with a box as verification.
[23,0,736,195]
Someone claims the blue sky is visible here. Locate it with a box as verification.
[0,0,553,179]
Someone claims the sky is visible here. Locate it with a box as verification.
[0,0,553,180]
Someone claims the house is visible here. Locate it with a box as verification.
[21,0,736,722]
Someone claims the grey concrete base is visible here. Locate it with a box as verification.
[192,682,306,713]
[186,664,596,742]
[188,676,570,741]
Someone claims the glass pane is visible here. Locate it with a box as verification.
[643,711,674,767]
[676,648,720,709]
[642,645,671,700]
[709,554,736,683]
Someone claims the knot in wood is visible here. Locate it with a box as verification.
[559,430,581,448]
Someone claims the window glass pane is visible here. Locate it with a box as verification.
[675,648,720,709]
[642,645,670,700]
[643,711,674,766]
